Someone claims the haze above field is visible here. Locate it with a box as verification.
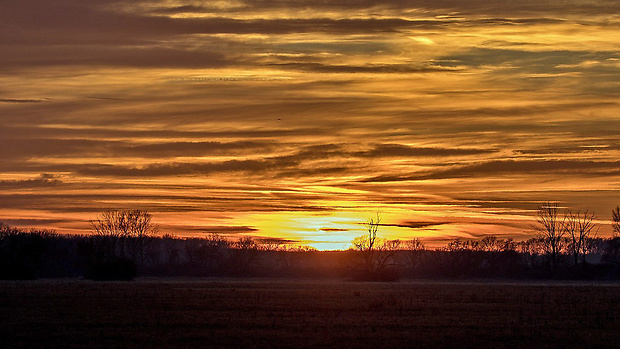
[1,0,620,249]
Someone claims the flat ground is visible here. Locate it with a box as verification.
[1,279,619,348]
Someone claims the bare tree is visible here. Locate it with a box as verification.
[351,213,381,276]
[228,236,260,275]
[91,210,126,260]
[87,210,157,280]
[480,236,501,253]
[519,237,547,269]
[125,210,158,266]
[352,213,381,275]
[255,238,314,275]
[374,238,401,274]
[403,238,426,270]
[258,237,287,252]
[438,239,484,277]
[349,213,401,280]
[272,244,314,275]
[501,238,517,252]
[90,210,158,266]
[564,210,597,265]
[184,233,229,275]
[480,236,503,275]
[162,234,182,268]
[612,206,620,238]
[534,202,565,271]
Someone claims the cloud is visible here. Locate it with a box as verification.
[385,221,450,229]
[409,37,435,45]
[375,101,618,126]
[320,227,350,232]
[1,2,449,46]
[399,159,620,182]
[358,174,416,183]
[514,145,611,155]
[0,137,289,161]
[51,142,495,178]
[357,144,495,158]
[0,98,45,103]
[148,5,208,15]
[424,159,620,179]
[0,125,324,142]
[193,225,259,234]
[0,218,68,227]
[4,0,615,79]
[437,48,620,79]
[360,159,620,183]
[256,236,299,244]
[206,0,620,15]
[0,46,230,70]
[124,141,277,157]
[276,166,350,179]
[267,62,458,74]
[72,144,347,177]
[76,160,274,177]
[0,191,332,213]
[0,174,62,188]
[0,138,112,160]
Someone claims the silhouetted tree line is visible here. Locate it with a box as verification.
[2,206,620,281]
[343,205,620,281]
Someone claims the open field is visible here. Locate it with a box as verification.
[1,279,619,348]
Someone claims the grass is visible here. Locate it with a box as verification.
[1,279,619,348]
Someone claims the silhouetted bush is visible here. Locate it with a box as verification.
[0,225,53,280]
[601,237,620,265]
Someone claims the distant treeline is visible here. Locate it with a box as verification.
[2,214,620,281]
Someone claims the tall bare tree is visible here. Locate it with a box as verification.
[564,210,597,265]
[349,213,401,280]
[535,202,565,271]
[612,206,620,238]
[352,213,381,275]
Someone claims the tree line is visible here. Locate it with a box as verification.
[345,203,620,280]
[1,205,620,281]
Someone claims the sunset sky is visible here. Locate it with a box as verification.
[1,0,620,249]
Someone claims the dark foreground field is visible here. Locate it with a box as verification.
[1,279,619,348]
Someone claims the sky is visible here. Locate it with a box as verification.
[1,0,620,249]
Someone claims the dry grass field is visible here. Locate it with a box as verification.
[1,279,619,348]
